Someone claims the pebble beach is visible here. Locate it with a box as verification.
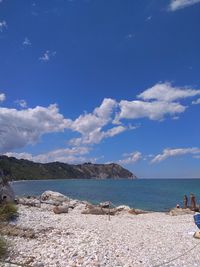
[1,193,200,267]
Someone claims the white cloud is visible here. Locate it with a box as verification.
[5,146,92,164]
[70,98,117,134]
[116,100,186,121]
[68,98,122,145]
[104,125,128,138]
[138,82,200,102]
[39,50,56,62]
[23,37,31,47]
[0,93,6,102]
[69,125,131,146]
[151,147,200,163]
[0,98,130,154]
[118,151,142,165]
[1,82,199,155]
[114,82,200,122]
[15,99,27,108]
[169,0,200,11]
[4,152,34,161]
[68,98,137,146]
[0,20,7,32]
[192,98,200,105]
[0,104,70,153]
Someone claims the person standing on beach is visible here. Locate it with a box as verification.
[183,195,188,209]
[190,193,196,211]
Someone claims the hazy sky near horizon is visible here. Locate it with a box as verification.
[0,0,200,178]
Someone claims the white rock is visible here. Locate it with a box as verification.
[41,190,69,203]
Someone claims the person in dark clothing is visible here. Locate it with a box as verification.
[190,193,196,211]
[183,195,188,209]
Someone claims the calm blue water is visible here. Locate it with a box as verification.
[12,179,200,212]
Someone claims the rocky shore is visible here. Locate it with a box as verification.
[1,191,200,267]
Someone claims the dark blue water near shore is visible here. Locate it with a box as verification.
[12,179,200,212]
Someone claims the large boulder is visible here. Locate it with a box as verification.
[81,204,117,215]
[41,191,69,204]
[0,177,15,204]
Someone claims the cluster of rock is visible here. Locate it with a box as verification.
[15,190,147,217]
[17,190,198,217]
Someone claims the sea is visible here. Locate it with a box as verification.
[11,179,200,212]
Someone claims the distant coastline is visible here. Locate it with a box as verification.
[0,155,136,181]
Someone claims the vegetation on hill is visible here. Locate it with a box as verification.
[0,156,136,181]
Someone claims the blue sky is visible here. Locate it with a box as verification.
[0,0,200,178]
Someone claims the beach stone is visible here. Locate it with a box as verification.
[99,201,110,208]
[169,207,195,216]
[72,203,87,212]
[82,205,117,215]
[41,191,69,203]
[69,199,85,209]
[53,205,69,214]
[130,209,148,215]
[117,205,131,210]
[16,197,41,207]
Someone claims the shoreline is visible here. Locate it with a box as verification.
[14,193,166,213]
[12,179,199,213]
[1,191,199,267]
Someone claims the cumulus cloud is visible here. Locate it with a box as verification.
[151,147,200,163]
[0,20,7,32]
[23,37,31,47]
[138,83,200,102]
[0,98,130,154]
[69,125,131,146]
[68,98,124,145]
[0,104,70,153]
[15,99,27,108]
[116,100,186,121]
[192,98,200,105]
[0,93,6,102]
[169,0,200,11]
[118,151,142,165]
[39,50,56,62]
[115,82,200,122]
[69,98,117,134]
[1,82,199,156]
[5,146,92,164]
